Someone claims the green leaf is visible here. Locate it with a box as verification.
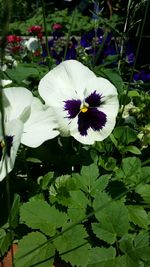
[122,145,141,155]
[93,193,129,243]
[68,190,90,220]
[54,224,91,267]
[80,162,99,191]
[120,232,150,265]
[38,171,54,190]
[87,247,116,267]
[141,166,150,182]
[92,223,116,244]
[49,175,77,206]
[127,205,149,229]
[5,64,39,82]
[113,126,137,145]
[135,184,150,203]
[115,255,141,267]
[14,231,55,267]
[20,199,68,236]
[73,162,100,195]
[128,90,140,97]
[8,194,20,229]
[115,157,141,185]
[0,229,12,257]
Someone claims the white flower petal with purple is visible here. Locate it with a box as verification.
[38,60,119,144]
[0,87,59,181]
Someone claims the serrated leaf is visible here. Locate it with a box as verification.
[87,247,116,267]
[20,199,67,236]
[92,223,116,244]
[134,234,150,262]
[68,190,90,220]
[120,232,150,264]
[49,175,77,206]
[115,255,141,267]
[73,162,100,195]
[127,205,149,229]
[135,184,150,203]
[90,174,111,197]
[14,231,55,267]
[93,193,129,243]
[54,223,91,267]
[115,157,141,185]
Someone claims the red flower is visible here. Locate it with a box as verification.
[7,35,22,43]
[52,23,62,31]
[28,25,43,35]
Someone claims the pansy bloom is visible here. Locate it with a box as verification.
[38,60,119,144]
[0,87,59,181]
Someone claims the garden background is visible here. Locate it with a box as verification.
[0,0,150,266]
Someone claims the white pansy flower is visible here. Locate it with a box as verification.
[38,60,119,145]
[3,87,59,147]
[0,87,59,181]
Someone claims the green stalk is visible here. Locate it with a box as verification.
[63,9,77,61]
[119,0,150,121]
[41,0,51,70]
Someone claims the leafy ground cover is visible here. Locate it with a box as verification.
[0,0,150,267]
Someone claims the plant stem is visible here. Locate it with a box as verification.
[41,0,51,70]
[119,0,150,121]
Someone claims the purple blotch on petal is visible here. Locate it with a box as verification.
[64,99,81,118]
[78,108,107,136]
[85,90,102,107]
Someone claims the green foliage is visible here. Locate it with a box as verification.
[93,194,129,244]
[127,205,149,229]
[0,229,12,257]
[53,224,91,267]
[14,231,55,267]
[20,199,68,236]
[87,247,116,267]
[9,8,93,35]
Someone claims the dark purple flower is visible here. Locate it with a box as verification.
[133,71,150,82]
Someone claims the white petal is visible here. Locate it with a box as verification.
[69,114,117,145]
[38,60,96,106]
[3,87,33,121]
[85,76,118,99]
[25,37,39,52]
[1,80,12,87]
[0,119,23,181]
[21,97,59,147]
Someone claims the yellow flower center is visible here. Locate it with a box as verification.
[80,105,88,113]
